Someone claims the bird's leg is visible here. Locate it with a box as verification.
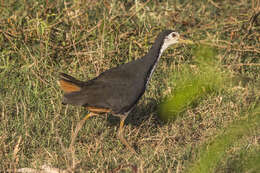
[70,112,98,148]
[117,116,137,154]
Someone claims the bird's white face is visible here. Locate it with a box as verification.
[161,32,180,53]
[165,32,180,45]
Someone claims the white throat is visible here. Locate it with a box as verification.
[145,32,179,88]
[160,42,171,55]
[145,44,169,88]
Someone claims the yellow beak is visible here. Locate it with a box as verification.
[178,37,194,44]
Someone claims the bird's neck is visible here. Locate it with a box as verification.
[143,41,166,86]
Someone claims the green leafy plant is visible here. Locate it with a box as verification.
[186,104,260,173]
[158,45,226,121]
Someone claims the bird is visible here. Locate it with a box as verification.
[58,30,191,153]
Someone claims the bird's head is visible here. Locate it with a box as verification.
[160,30,193,53]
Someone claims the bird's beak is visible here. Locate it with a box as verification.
[178,37,194,44]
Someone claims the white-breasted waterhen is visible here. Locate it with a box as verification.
[58,30,192,153]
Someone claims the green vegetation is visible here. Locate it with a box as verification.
[219,148,260,173]
[186,104,260,173]
[0,0,259,172]
[159,45,226,121]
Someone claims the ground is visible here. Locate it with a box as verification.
[0,0,259,172]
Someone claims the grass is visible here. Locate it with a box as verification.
[0,0,259,172]
[158,45,226,121]
[186,104,260,173]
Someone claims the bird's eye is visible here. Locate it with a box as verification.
[171,33,176,37]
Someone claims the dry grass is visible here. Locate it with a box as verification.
[0,0,260,172]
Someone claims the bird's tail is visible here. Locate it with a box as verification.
[58,73,84,94]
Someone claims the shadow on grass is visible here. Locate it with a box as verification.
[106,98,165,128]
[104,99,166,153]
[104,99,171,131]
